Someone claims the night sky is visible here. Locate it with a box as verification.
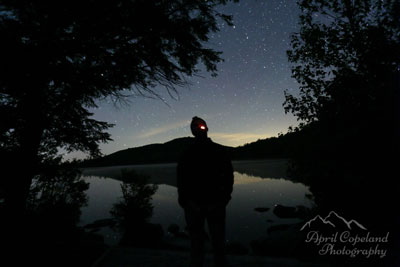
[73,0,302,158]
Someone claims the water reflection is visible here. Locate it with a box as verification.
[13,166,106,266]
[79,176,123,245]
[27,168,89,240]
[151,173,313,246]
[81,162,313,249]
[110,169,162,247]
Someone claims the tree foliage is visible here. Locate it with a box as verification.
[111,170,157,231]
[26,161,89,232]
[284,0,400,230]
[110,169,160,246]
[0,0,237,210]
[0,0,236,159]
[285,0,399,126]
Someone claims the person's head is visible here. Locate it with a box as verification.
[190,116,208,139]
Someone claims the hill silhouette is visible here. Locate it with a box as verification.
[231,132,297,160]
[83,137,196,167]
[82,133,297,167]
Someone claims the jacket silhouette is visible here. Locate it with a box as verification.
[177,137,234,208]
[177,116,234,267]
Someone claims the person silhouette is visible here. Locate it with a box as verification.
[177,116,234,267]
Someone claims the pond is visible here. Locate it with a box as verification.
[79,159,314,247]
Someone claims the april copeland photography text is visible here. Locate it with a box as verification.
[305,231,389,258]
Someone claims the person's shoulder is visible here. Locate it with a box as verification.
[209,140,231,155]
[210,140,224,149]
[209,139,225,148]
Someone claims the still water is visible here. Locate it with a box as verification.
[80,160,313,246]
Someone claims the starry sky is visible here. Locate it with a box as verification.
[71,0,302,158]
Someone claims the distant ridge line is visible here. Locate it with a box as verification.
[82,133,298,167]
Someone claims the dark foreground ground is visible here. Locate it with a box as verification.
[92,246,324,267]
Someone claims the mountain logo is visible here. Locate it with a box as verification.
[300,211,367,231]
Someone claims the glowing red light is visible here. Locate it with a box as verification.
[200,125,206,130]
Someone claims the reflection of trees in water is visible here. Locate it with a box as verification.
[111,169,163,247]
[27,165,89,232]
[9,163,105,266]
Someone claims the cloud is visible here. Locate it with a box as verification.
[138,119,190,139]
[209,132,272,147]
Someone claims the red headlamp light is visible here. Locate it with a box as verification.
[199,125,206,130]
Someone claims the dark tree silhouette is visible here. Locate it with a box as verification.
[1,160,97,266]
[26,161,89,230]
[110,169,160,247]
[284,0,399,230]
[0,0,237,213]
[284,0,399,125]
